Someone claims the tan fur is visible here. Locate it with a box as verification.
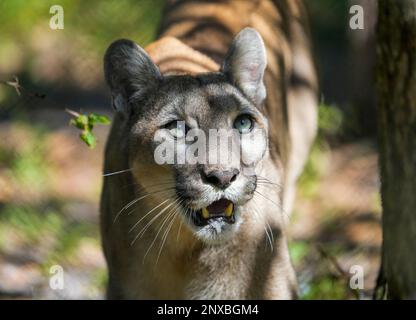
[101,0,317,299]
[146,37,218,75]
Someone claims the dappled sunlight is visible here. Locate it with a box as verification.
[0,0,382,300]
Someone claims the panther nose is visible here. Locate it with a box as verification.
[202,169,239,189]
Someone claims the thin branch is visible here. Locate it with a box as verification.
[65,108,81,118]
[316,244,348,277]
[0,76,46,99]
[0,76,21,96]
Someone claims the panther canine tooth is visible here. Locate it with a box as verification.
[202,208,210,219]
[225,203,233,217]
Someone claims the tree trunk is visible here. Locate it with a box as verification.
[377,0,416,299]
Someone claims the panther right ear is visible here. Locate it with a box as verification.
[104,39,162,113]
[221,28,267,106]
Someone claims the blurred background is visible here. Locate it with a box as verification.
[0,0,380,299]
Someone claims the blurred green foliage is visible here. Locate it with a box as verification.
[301,275,351,300]
[298,104,343,198]
[289,241,309,266]
[0,0,164,50]
[0,0,165,118]
[11,144,48,189]
[0,124,50,192]
[0,123,104,295]
[290,240,360,300]
[0,0,371,300]
[0,203,100,271]
[291,104,361,300]
[0,205,61,244]
[0,0,165,148]
[317,103,343,139]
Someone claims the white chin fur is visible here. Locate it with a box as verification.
[193,215,242,244]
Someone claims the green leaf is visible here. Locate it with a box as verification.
[70,114,89,130]
[68,110,111,149]
[80,131,97,148]
[88,113,110,125]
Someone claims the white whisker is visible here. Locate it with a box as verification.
[252,197,274,252]
[156,208,180,265]
[128,198,172,233]
[142,199,184,262]
[103,168,132,177]
[114,187,175,223]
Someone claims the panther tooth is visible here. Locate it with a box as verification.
[202,207,210,219]
[225,203,233,217]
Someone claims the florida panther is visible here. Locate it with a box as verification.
[101,0,317,299]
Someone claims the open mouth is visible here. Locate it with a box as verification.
[190,198,236,227]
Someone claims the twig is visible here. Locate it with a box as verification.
[316,244,348,278]
[0,76,22,96]
[0,76,46,99]
[316,244,361,300]
[65,108,81,118]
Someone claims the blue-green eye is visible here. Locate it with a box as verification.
[233,114,254,134]
[165,121,189,138]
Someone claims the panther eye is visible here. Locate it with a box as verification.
[233,114,254,134]
[165,120,189,138]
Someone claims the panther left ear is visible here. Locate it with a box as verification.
[221,28,267,106]
[104,39,162,114]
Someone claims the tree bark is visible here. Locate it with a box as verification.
[377,0,416,299]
